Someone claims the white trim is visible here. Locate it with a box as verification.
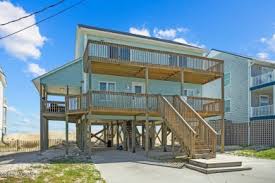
[259,95,269,106]
[132,82,145,93]
[224,98,231,113]
[224,72,231,87]
[98,81,116,91]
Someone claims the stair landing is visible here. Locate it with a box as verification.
[186,154,252,174]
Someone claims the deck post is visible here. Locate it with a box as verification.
[45,119,49,150]
[221,74,225,153]
[162,122,167,152]
[122,122,127,151]
[145,67,149,154]
[171,131,175,154]
[40,84,45,152]
[86,118,92,158]
[132,117,136,153]
[65,85,69,155]
[142,123,145,149]
[65,116,69,155]
[150,122,155,149]
[116,121,119,149]
[111,121,114,147]
[180,69,184,96]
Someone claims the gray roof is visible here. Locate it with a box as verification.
[78,24,204,50]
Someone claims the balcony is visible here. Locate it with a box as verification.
[42,91,223,119]
[251,105,274,117]
[251,70,275,88]
[83,40,223,84]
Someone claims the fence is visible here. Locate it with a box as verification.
[208,119,275,146]
[0,139,63,152]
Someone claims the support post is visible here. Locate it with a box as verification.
[116,121,119,149]
[221,75,225,153]
[122,122,127,151]
[65,85,69,155]
[45,119,49,150]
[142,123,145,149]
[86,118,92,158]
[180,69,184,96]
[162,122,167,152]
[171,131,175,154]
[65,116,69,155]
[40,84,44,152]
[145,67,149,154]
[132,117,136,153]
[111,121,114,147]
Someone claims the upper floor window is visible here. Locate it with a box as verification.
[99,82,116,91]
[183,89,194,96]
[224,99,231,112]
[224,72,231,87]
[259,95,269,106]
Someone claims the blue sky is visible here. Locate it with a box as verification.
[1,0,275,134]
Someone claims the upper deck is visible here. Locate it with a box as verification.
[83,40,224,84]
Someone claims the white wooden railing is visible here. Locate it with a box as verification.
[85,40,223,74]
[251,70,275,87]
[251,105,274,117]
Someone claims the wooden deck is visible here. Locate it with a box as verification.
[42,91,223,120]
[83,40,223,84]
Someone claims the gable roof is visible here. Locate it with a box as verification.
[78,24,204,50]
[209,49,275,66]
[32,58,82,93]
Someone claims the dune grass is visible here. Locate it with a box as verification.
[1,157,105,183]
[234,148,275,160]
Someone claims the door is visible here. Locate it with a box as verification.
[132,82,145,109]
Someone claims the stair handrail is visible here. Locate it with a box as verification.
[176,95,217,135]
[160,96,197,135]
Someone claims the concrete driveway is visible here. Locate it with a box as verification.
[92,150,275,183]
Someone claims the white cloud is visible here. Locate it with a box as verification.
[0,1,46,60]
[153,28,177,39]
[27,63,46,77]
[173,37,188,44]
[257,52,269,59]
[8,105,23,116]
[260,34,275,52]
[129,27,150,37]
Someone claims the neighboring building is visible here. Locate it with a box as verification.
[33,25,224,158]
[207,50,275,146]
[0,67,7,140]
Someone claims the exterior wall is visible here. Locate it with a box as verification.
[91,74,202,96]
[0,81,3,138]
[76,27,206,93]
[206,51,250,122]
[41,60,82,88]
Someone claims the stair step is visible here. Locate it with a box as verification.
[189,159,242,168]
[193,153,215,159]
[185,163,252,174]
[195,149,211,154]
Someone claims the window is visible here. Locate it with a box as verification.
[99,82,116,100]
[224,73,231,86]
[259,95,269,106]
[224,99,231,112]
[183,89,194,96]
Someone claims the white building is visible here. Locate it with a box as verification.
[0,67,7,140]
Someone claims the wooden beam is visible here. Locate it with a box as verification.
[180,69,184,96]
[132,117,136,153]
[221,74,225,153]
[145,67,149,154]
[116,121,119,148]
[135,67,145,77]
[162,122,167,152]
[164,71,179,80]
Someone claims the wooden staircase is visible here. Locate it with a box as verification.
[158,96,217,159]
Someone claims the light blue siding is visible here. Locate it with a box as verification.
[41,60,82,87]
[206,51,249,122]
[91,74,202,96]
